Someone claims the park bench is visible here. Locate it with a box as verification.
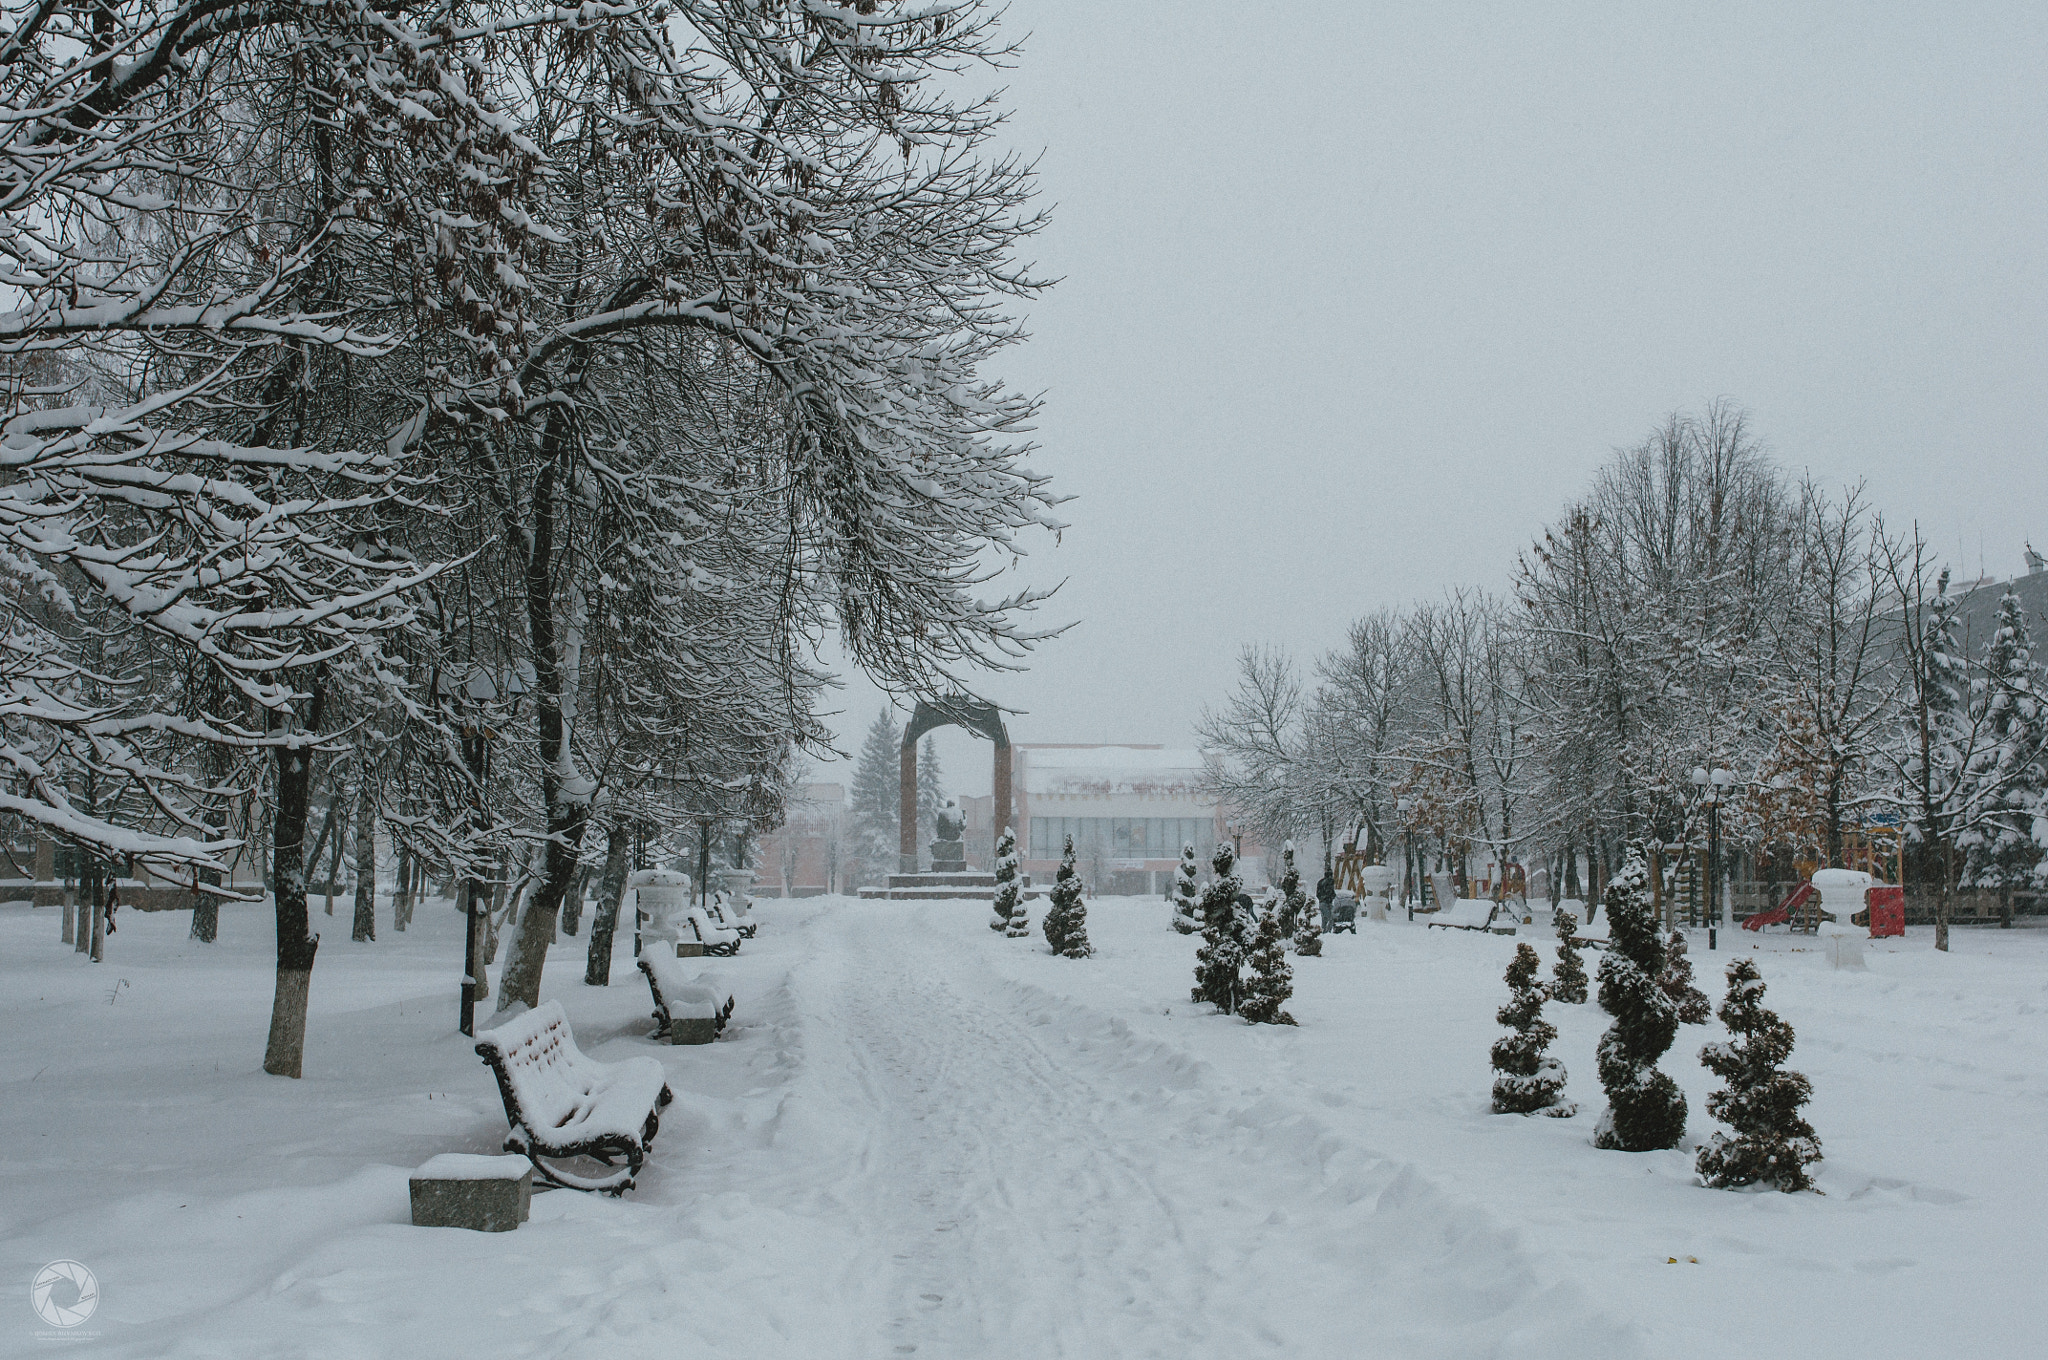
[711,890,758,939]
[474,1000,673,1195]
[685,906,742,956]
[638,953,735,1041]
[1426,898,1518,934]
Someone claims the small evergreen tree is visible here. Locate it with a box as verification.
[1191,843,1248,1012]
[1696,959,1821,1192]
[1276,841,1302,934]
[1551,906,1588,1004]
[1170,843,1201,934]
[1005,894,1032,937]
[1659,930,1711,1024]
[1491,942,1572,1116]
[1042,834,1092,957]
[1236,901,1297,1025]
[989,827,1020,932]
[1592,842,1688,1152]
[1285,842,1322,956]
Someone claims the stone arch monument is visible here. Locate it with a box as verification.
[900,697,1011,873]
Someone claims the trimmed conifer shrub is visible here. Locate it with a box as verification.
[1042,834,1093,957]
[1491,942,1572,1115]
[1660,930,1711,1024]
[1236,901,1297,1025]
[1551,906,1588,1004]
[1697,959,1821,1192]
[989,827,1021,932]
[1592,842,1688,1151]
[1192,843,1248,1012]
[1282,841,1321,956]
[1170,844,1201,934]
[1276,841,1302,934]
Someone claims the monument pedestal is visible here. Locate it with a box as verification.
[859,871,1041,902]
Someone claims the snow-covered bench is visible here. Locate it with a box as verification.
[1426,898,1517,934]
[711,890,757,939]
[684,906,742,957]
[638,953,735,1041]
[474,1001,674,1195]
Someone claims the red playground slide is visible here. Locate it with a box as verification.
[1743,880,1812,931]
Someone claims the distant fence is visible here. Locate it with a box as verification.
[1732,883,2042,927]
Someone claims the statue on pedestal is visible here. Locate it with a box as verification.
[930,800,968,873]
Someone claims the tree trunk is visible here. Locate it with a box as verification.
[191,740,231,944]
[88,864,105,962]
[61,885,74,945]
[562,863,591,936]
[72,866,89,953]
[392,839,413,931]
[1935,840,1952,953]
[490,417,598,1014]
[263,694,323,1078]
[498,815,588,1012]
[483,849,510,964]
[304,786,339,913]
[351,770,376,942]
[324,799,348,918]
[584,825,632,985]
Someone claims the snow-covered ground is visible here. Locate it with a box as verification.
[3,895,2041,1358]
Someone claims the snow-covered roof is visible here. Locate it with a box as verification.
[1020,746,1207,798]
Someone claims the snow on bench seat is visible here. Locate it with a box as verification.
[638,954,735,1039]
[474,1000,673,1194]
[1426,898,1517,934]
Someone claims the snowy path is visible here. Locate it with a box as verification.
[755,906,1628,1358]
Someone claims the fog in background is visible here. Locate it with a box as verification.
[809,2,2048,798]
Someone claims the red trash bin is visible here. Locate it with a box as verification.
[1866,884,1905,937]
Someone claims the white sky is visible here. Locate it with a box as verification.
[812,1,2048,799]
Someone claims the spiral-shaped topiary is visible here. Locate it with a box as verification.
[1492,942,1572,1115]
[1551,906,1588,1004]
[1041,834,1092,958]
[1170,844,1201,934]
[1592,842,1687,1151]
[1696,959,1821,1191]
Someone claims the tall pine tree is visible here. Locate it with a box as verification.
[1592,842,1688,1152]
[849,709,903,886]
[916,736,946,866]
[1961,590,2047,892]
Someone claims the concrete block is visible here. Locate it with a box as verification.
[410,1153,533,1231]
[669,1017,717,1045]
[674,941,704,958]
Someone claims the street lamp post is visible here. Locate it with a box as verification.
[1692,766,1733,950]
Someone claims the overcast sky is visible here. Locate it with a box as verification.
[812,2,2048,799]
